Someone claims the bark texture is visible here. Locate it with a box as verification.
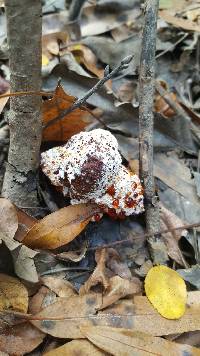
[2,0,42,207]
[139,0,167,263]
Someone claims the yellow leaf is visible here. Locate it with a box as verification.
[144,265,187,319]
[42,54,49,66]
[0,273,28,313]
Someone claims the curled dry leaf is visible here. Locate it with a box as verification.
[31,293,102,339]
[99,275,142,310]
[79,248,110,295]
[44,339,107,356]
[41,276,77,298]
[56,241,88,263]
[42,83,93,142]
[0,198,39,283]
[81,325,200,356]
[0,273,28,313]
[145,265,187,319]
[0,322,45,355]
[23,203,99,249]
[29,286,57,315]
[160,204,188,267]
[106,248,132,280]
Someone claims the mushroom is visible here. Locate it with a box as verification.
[41,129,144,219]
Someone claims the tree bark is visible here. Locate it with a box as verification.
[139,0,168,264]
[2,0,42,208]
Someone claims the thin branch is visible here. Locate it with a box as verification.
[138,0,163,263]
[0,91,54,99]
[88,221,200,251]
[43,55,134,130]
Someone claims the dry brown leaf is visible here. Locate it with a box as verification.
[96,292,200,336]
[159,10,200,32]
[56,242,88,263]
[68,44,104,78]
[160,204,188,267]
[0,274,28,313]
[42,32,68,58]
[99,275,142,310]
[79,249,110,295]
[0,322,45,355]
[42,83,93,142]
[29,286,57,315]
[0,89,9,114]
[15,208,37,242]
[41,276,77,298]
[44,339,107,356]
[31,293,102,339]
[29,291,200,339]
[0,198,39,283]
[23,203,99,249]
[106,248,132,280]
[81,326,200,356]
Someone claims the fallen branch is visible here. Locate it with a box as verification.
[138,0,165,263]
[89,221,200,250]
[43,55,133,130]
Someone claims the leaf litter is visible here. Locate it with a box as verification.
[1,0,200,354]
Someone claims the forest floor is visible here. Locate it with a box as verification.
[0,0,200,355]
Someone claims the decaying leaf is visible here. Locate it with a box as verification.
[31,293,102,339]
[79,249,110,295]
[29,286,57,315]
[42,83,93,142]
[23,203,99,249]
[0,274,28,313]
[159,10,200,32]
[99,275,142,310]
[81,326,200,356]
[160,204,188,266]
[44,339,107,356]
[41,276,77,298]
[145,265,187,319]
[0,198,39,283]
[56,242,88,263]
[0,322,45,355]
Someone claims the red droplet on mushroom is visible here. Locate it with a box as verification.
[106,184,116,197]
[112,198,119,209]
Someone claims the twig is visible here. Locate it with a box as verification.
[138,0,163,263]
[43,55,134,130]
[0,91,54,99]
[88,221,200,251]
[156,33,188,59]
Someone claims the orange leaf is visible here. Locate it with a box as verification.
[22,203,99,249]
[42,83,93,142]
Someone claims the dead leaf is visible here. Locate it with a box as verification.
[160,204,188,266]
[29,286,57,315]
[44,339,106,356]
[41,276,77,298]
[79,249,110,295]
[145,265,187,319]
[31,293,102,339]
[68,44,104,78]
[23,203,99,249]
[42,32,68,59]
[0,198,39,283]
[42,83,93,142]
[0,89,9,114]
[15,208,37,242]
[81,325,200,356]
[159,10,200,32]
[106,248,132,280]
[56,242,88,263]
[99,275,142,310]
[0,322,45,355]
[0,274,28,313]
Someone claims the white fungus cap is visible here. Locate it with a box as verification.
[41,129,144,218]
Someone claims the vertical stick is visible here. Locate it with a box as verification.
[2,0,42,208]
[139,0,167,263]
